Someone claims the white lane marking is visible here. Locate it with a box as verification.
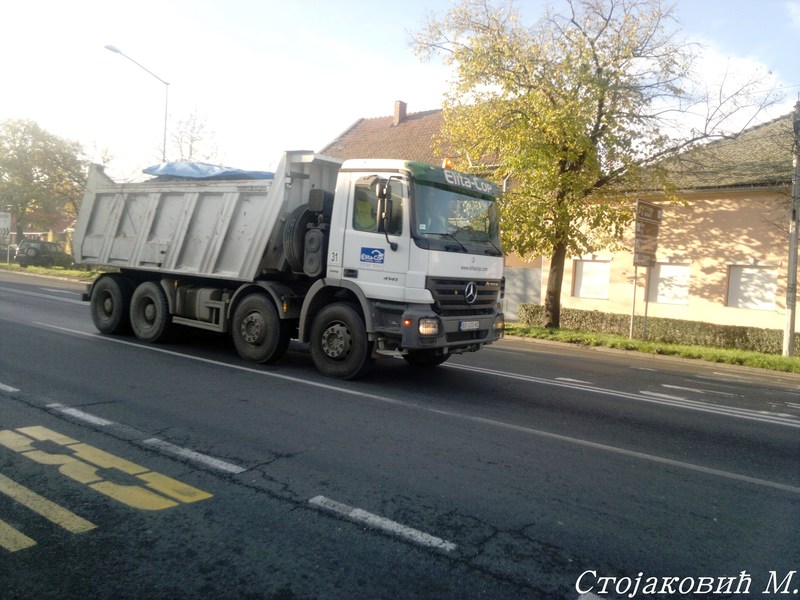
[424,406,800,495]
[445,362,800,429]
[35,324,800,493]
[309,495,457,553]
[37,323,408,407]
[662,384,737,397]
[143,438,246,474]
[47,403,114,426]
[712,371,746,378]
[640,391,689,402]
[41,322,800,428]
[0,383,20,393]
[46,402,246,475]
[632,367,656,371]
[0,285,84,305]
[556,377,593,385]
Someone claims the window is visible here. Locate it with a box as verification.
[411,179,502,256]
[352,176,403,235]
[727,265,777,310]
[648,263,690,305]
[572,259,610,299]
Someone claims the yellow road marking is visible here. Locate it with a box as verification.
[1,426,213,511]
[90,481,179,511]
[0,518,36,552]
[16,425,77,446]
[0,473,96,534]
[137,471,213,503]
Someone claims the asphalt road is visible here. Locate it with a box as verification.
[0,270,798,599]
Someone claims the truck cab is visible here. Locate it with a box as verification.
[300,159,504,376]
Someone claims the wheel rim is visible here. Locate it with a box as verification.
[240,311,266,344]
[102,294,114,317]
[143,301,157,324]
[321,322,351,360]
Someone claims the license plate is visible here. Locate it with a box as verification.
[459,320,480,332]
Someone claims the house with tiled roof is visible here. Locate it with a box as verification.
[321,101,445,163]
[319,101,798,330]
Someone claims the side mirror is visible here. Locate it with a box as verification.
[375,181,391,200]
[373,179,398,252]
[380,197,398,252]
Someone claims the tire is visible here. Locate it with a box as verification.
[310,302,374,380]
[403,349,450,367]
[231,294,290,363]
[90,274,133,334]
[283,205,314,273]
[130,281,172,343]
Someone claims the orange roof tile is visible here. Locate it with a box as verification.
[320,104,446,165]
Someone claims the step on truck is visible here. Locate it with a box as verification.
[73,150,505,379]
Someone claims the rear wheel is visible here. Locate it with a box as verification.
[130,281,172,343]
[310,302,374,380]
[231,294,290,363]
[90,274,133,334]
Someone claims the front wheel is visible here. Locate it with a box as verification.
[310,303,374,380]
[130,281,172,343]
[231,294,290,363]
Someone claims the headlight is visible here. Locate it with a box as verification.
[418,318,440,336]
[494,314,504,336]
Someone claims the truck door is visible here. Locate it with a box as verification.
[341,173,407,301]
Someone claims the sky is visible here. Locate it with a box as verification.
[3,0,800,181]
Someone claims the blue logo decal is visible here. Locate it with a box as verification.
[360,247,385,265]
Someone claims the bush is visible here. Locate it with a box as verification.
[516,304,795,355]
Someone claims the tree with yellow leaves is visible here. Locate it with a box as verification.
[413,0,780,327]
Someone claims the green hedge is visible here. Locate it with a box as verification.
[516,304,798,355]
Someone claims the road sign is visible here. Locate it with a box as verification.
[0,212,10,238]
[635,200,662,223]
[634,236,659,254]
[632,200,661,267]
[635,220,659,238]
[633,252,656,267]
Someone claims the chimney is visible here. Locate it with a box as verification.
[393,100,407,126]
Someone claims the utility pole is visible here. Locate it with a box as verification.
[783,100,800,356]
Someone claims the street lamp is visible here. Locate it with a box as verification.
[104,44,170,163]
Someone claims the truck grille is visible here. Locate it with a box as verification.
[426,277,502,316]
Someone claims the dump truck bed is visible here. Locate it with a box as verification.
[73,151,342,281]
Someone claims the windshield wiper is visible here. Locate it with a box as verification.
[485,239,502,256]
[430,231,468,252]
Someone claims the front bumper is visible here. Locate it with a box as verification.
[398,307,504,351]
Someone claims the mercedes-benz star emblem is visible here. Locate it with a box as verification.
[464,282,478,305]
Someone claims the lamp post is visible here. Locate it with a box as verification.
[104,44,170,163]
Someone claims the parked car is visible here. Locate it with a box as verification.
[15,240,74,268]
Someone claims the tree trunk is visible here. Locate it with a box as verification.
[543,241,568,328]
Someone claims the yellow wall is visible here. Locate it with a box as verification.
[508,187,796,330]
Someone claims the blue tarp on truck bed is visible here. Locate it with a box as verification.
[143,162,274,180]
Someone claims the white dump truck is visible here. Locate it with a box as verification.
[73,150,504,379]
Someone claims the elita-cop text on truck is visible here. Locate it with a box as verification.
[73,151,505,379]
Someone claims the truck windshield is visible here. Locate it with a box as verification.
[412,180,502,256]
